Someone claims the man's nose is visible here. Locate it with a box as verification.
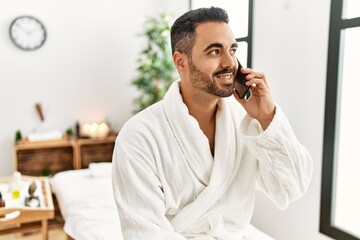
[220,53,236,69]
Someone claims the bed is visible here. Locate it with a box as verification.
[51,162,273,240]
[50,163,123,240]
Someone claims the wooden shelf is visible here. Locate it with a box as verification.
[13,134,117,176]
[0,176,54,239]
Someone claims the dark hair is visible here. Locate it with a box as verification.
[170,7,229,55]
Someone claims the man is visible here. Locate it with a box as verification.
[112,7,312,240]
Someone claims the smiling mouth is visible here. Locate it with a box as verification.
[215,74,234,82]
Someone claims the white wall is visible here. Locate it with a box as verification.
[250,0,333,239]
[0,0,336,239]
[0,0,188,177]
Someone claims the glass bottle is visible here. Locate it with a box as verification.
[10,171,22,199]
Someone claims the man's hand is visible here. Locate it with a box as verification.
[233,68,275,130]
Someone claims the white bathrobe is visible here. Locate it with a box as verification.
[112,80,312,240]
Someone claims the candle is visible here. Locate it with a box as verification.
[98,122,110,138]
[89,123,98,138]
[81,122,110,138]
[81,123,91,137]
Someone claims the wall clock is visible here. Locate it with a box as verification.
[9,15,47,51]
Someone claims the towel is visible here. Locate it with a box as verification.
[27,130,63,142]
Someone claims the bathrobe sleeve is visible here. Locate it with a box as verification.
[240,105,313,209]
[112,128,187,240]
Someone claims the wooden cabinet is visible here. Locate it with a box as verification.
[13,135,116,176]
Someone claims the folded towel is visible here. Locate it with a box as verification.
[27,130,63,142]
[89,162,112,178]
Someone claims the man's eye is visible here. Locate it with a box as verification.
[230,49,237,56]
[210,49,220,55]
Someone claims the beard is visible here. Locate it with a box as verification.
[188,59,234,98]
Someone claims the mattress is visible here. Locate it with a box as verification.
[50,163,123,240]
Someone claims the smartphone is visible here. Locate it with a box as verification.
[234,58,251,100]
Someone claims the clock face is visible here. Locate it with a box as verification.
[9,16,47,51]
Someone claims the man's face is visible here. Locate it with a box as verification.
[188,21,238,98]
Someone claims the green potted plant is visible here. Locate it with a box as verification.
[15,130,23,142]
[132,12,177,113]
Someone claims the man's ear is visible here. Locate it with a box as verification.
[173,51,188,71]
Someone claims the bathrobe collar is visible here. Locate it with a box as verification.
[162,80,242,233]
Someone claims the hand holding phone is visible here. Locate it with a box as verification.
[234,59,251,100]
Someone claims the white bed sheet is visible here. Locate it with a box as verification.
[51,165,123,240]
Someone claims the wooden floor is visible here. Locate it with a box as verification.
[0,226,67,240]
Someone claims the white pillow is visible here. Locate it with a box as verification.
[88,162,112,178]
